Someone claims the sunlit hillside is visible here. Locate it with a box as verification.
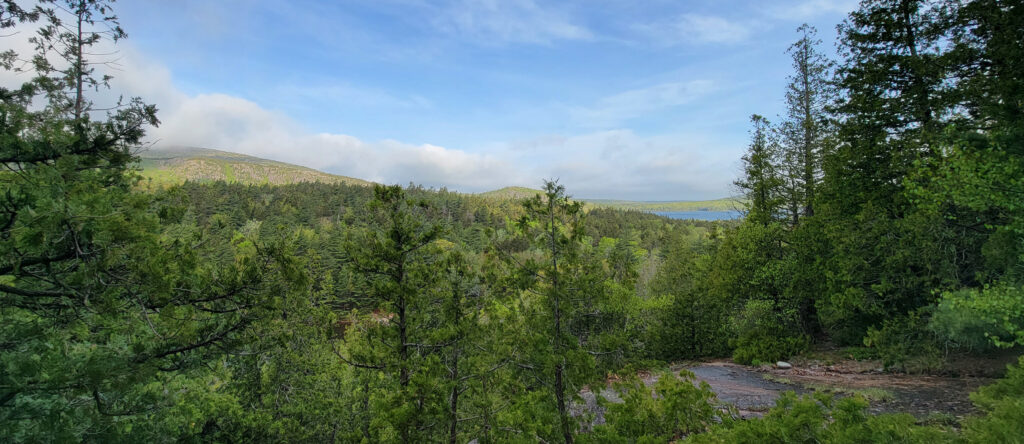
[139,146,372,187]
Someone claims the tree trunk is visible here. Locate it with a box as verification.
[448,343,460,444]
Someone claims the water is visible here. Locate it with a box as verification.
[652,210,742,221]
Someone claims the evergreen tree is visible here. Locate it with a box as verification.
[735,114,784,226]
[1,2,301,439]
[337,184,447,442]
[501,181,624,443]
[779,24,832,225]
[814,0,964,342]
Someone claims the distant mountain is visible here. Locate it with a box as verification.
[581,198,743,212]
[138,146,372,187]
[477,187,742,212]
[137,148,737,211]
[477,186,546,200]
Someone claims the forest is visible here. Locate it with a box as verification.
[1,0,1022,442]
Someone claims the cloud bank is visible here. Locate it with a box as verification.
[113,49,737,199]
[0,27,741,200]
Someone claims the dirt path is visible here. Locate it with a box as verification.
[574,359,993,429]
[681,362,805,418]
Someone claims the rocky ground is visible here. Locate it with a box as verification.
[575,356,1004,428]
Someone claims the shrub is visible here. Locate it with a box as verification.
[730,300,810,365]
[963,356,1024,444]
[863,311,943,373]
[647,290,732,361]
[930,284,1024,350]
[687,392,954,444]
[587,371,725,443]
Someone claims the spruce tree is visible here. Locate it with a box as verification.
[338,184,447,442]
[735,114,784,226]
[779,24,832,225]
[1,1,300,439]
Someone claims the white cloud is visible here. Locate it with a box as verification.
[763,0,859,20]
[2,6,751,200]
[434,0,592,45]
[570,80,717,128]
[44,42,738,200]
[499,130,741,200]
[146,92,522,190]
[82,47,522,191]
[637,13,755,46]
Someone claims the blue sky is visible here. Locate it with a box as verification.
[112,0,857,200]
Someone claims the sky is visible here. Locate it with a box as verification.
[92,0,854,199]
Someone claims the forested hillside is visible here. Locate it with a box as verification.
[479,187,741,212]
[1,1,1022,443]
[139,146,371,187]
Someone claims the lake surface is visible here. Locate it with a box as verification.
[652,210,742,221]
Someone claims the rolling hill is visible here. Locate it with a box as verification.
[137,148,738,211]
[580,198,743,212]
[138,146,372,187]
[476,186,547,200]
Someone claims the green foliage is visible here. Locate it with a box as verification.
[778,24,832,226]
[930,284,1024,350]
[587,371,723,443]
[730,300,810,365]
[3,0,1024,441]
[735,114,785,226]
[863,311,943,373]
[502,180,630,443]
[688,392,954,444]
[0,2,302,440]
[646,233,731,360]
[963,356,1024,444]
[334,184,450,442]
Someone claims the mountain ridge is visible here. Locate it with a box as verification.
[138,146,372,187]
[477,186,741,212]
[138,147,738,211]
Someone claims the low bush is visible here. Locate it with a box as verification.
[930,284,1024,350]
[587,371,725,443]
[863,311,943,373]
[730,300,810,365]
[963,356,1024,444]
[686,392,955,444]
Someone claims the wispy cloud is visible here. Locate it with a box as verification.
[279,84,433,111]
[570,80,717,128]
[636,13,756,46]
[432,0,592,45]
[74,37,742,200]
[762,0,859,20]
[499,129,741,200]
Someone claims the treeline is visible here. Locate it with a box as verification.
[654,0,1024,372]
[2,0,1023,443]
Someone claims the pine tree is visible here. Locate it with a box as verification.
[814,0,964,342]
[337,184,447,442]
[779,24,832,225]
[735,115,784,226]
[1,2,299,439]
[499,180,626,443]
